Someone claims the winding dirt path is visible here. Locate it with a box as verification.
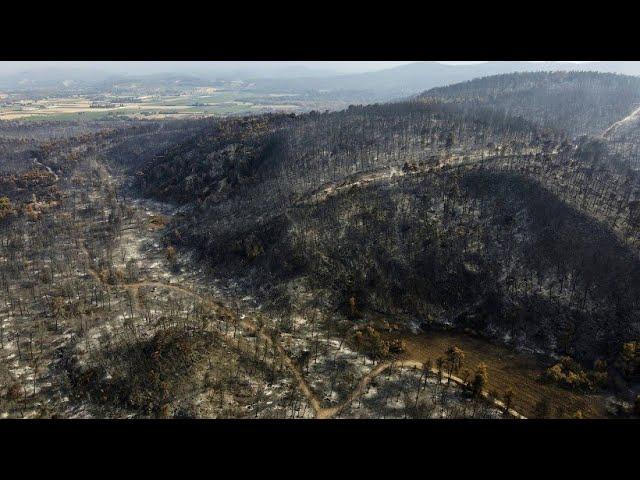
[32,158,59,182]
[81,242,525,418]
[77,173,525,419]
[294,150,545,208]
[321,359,526,419]
[125,281,329,416]
[603,105,640,137]
[78,235,328,416]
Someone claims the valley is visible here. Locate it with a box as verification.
[1,69,640,420]
[0,155,524,419]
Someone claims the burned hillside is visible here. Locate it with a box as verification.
[420,71,640,137]
[133,88,640,367]
[3,70,640,420]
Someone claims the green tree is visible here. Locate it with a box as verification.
[471,362,488,399]
[503,388,515,416]
[0,196,12,220]
[445,346,465,384]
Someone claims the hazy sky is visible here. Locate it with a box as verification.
[0,61,415,76]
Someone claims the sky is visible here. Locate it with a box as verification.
[0,61,415,76]
[0,61,595,73]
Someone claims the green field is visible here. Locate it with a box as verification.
[0,90,304,122]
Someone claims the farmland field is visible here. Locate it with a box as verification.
[0,89,344,122]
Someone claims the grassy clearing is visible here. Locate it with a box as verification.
[160,92,251,105]
[380,329,608,418]
[14,110,118,122]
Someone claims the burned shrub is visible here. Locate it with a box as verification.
[67,328,221,416]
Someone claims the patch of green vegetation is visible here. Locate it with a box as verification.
[182,103,254,115]
[542,357,608,392]
[160,92,250,106]
[18,110,119,122]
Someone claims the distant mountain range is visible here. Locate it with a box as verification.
[2,61,640,103]
[249,62,640,100]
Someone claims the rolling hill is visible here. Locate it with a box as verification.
[420,71,640,137]
[131,82,640,365]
